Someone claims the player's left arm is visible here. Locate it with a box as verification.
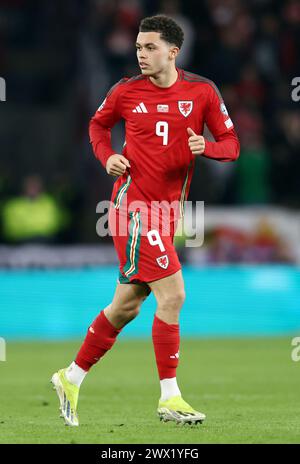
[187,84,240,162]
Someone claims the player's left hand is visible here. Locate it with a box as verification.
[187,127,205,155]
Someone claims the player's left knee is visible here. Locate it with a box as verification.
[159,289,186,310]
[176,289,186,305]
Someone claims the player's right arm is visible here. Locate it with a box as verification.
[89,81,130,176]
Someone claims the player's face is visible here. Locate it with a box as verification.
[136,32,178,76]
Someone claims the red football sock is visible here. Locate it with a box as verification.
[75,310,122,371]
[152,314,180,380]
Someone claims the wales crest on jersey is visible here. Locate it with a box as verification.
[178,101,193,117]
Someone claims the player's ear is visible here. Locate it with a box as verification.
[169,46,179,60]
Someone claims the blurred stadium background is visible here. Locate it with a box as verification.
[0,0,299,341]
[1,0,300,445]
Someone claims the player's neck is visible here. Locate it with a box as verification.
[149,66,178,89]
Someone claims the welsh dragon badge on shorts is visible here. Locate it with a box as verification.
[156,255,169,269]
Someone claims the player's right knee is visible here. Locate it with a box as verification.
[119,300,141,317]
[119,306,140,325]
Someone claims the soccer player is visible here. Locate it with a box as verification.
[51,14,239,427]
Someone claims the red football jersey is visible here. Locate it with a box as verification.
[89,68,240,222]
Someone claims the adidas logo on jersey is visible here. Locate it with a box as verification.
[132,102,148,113]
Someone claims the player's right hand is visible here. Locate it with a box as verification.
[106,154,131,177]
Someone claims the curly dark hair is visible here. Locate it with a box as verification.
[139,15,184,49]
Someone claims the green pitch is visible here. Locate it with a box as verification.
[0,337,299,444]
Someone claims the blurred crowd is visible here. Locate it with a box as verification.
[0,0,299,251]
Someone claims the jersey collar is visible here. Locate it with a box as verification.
[146,67,183,91]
